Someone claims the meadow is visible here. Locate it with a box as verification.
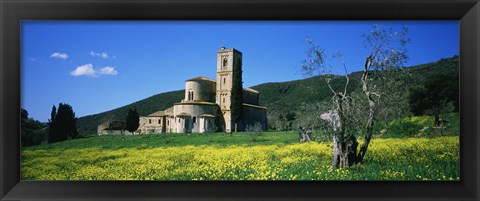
[22,120,459,180]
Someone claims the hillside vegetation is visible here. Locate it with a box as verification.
[76,56,459,136]
[77,90,184,135]
[251,56,459,130]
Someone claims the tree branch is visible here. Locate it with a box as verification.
[342,63,350,97]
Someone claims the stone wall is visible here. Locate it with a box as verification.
[242,103,268,131]
[185,79,216,102]
[173,102,219,133]
[243,89,259,105]
[139,116,165,133]
[99,129,134,135]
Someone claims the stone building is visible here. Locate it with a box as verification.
[99,48,267,135]
[139,111,165,133]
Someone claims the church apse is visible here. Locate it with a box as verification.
[100,47,267,135]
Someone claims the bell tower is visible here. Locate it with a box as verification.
[216,47,242,132]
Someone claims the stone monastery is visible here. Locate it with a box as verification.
[98,48,267,134]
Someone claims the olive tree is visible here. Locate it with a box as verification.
[301,24,410,168]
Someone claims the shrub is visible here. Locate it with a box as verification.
[246,122,263,142]
[384,116,433,136]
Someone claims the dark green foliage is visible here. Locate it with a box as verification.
[76,90,184,136]
[22,108,28,119]
[48,105,57,142]
[385,119,424,136]
[408,62,459,127]
[231,57,243,126]
[286,112,296,121]
[125,108,140,132]
[106,121,126,130]
[253,55,458,130]
[409,73,459,115]
[21,108,48,146]
[48,103,78,143]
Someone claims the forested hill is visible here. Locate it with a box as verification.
[77,90,184,135]
[251,55,459,129]
[76,55,459,135]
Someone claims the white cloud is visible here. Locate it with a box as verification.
[50,52,69,59]
[99,66,118,75]
[90,51,109,59]
[70,64,97,77]
[70,64,118,77]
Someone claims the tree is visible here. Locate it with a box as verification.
[21,108,47,146]
[301,24,410,168]
[48,105,57,142]
[125,108,140,133]
[48,103,78,143]
[278,114,286,130]
[21,108,32,146]
[231,57,243,131]
[285,112,297,130]
[409,72,458,127]
[246,122,263,142]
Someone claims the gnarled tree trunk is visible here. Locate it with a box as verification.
[320,56,377,168]
[332,132,359,168]
[298,126,312,142]
[321,108,358,169]
[356,56,376,164]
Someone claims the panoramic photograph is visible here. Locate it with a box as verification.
[21,21,459,180]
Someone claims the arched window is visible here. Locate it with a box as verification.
[149,119,151,124]
[188,90,194,101]
[158,119,161,124]
[223,58,228,68]
[223,78,226,84]
[178,118,181,123]
[192,116,196,124]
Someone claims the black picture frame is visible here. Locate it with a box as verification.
[1,0,479,200]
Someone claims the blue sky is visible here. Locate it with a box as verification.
[21,21,459,122]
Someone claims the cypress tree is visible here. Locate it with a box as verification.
[48,103,78,143]
[48,105,57,142]
[125,108,140,133]
[230,56,243,129]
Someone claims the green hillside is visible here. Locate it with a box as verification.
[251,56,458,129]
[76,56,459,136]
[77,90,184,135]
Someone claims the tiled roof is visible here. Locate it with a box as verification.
[186,76,216,83]
[148,111,165,117]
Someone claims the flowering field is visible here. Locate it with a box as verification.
[21,133,459,180]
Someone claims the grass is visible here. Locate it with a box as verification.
[22,130,459,181]
[25,131,300,150]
